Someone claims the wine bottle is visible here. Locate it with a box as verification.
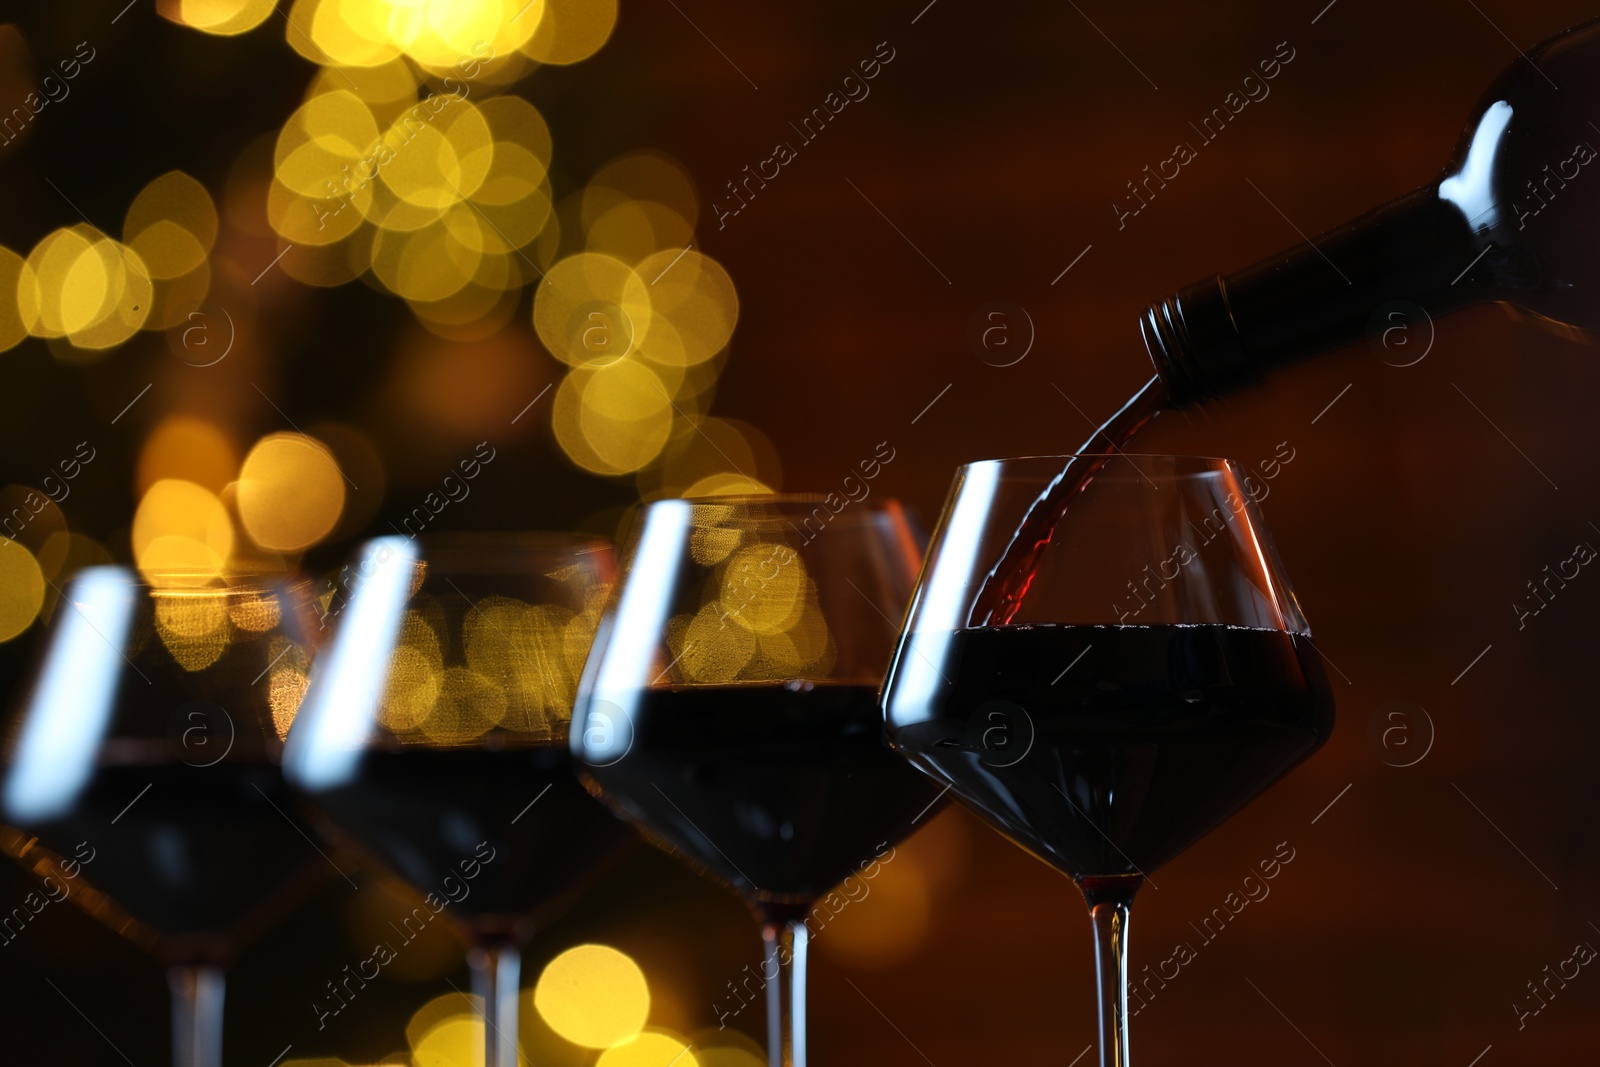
[1142,16,1600,406]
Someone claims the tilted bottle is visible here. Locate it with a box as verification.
[1142,17,1600,406]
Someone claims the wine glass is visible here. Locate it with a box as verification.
[283,533,636,1067]
[572,495,941,1067]
[0,567,327,1067]
[881,456,1336,1067]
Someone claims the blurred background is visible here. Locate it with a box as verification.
[1,0,1597,1063]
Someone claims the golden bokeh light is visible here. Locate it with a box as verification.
[229,589,284,633]
[534,149,741,482]
[417,665,508,744]
[132,479,235,585]
[596,1031,700,1067]
[581,359,674,458]
[523,0,619,65]
[165,0,279,35]
[153,591,234,671]
[0,172,219,357]
[463,597,573,733]
[373,590,599,746]
[751,621,831,677]
[720,542,806,635]
[533,252,650,368]
[410,1006,484,1067]
[691,1035,767,1067]
[369,214,482,301]
[275,89,381,195]
[411,279,522,341]
[581,152,698,267]
[288,0,544,70]
[267,634,311,738]
[122,171,218,328]
[308,421,387,537]
[137,537,227,585]
[668,603,754,683]
[379,643,443,733]
[378,99,493,209]
[634,250,737,366]
[681,473,774,497]
[311,56,418,116]
[36,531,113,584]
[0,539,46,642]
[655,519,838,683]
[236,433,346,552]
[583,152,699,235]
[254,0,744,501]
[137,416,238,495]
[688,523,742,565]
[285,0,393,68]
[644,417,782,499]
[124,171,219,262]
[552,360,675,476]
[127,220,208,281]
[0,246,27,352]
[475,96,552,193]
[149,259,214,330]
[0,0,764,681]
[16,226,153,352]
[533,943,650,1049]
[380,606,444,731]
[0,486,67,557]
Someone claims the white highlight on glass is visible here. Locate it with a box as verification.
[889,461,1000,725]
[285,537,418,791]
[580,500,692,760]
[1440,100,1513,232]
[4,567,138,823]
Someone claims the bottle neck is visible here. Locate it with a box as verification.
[1143,186,1489,406]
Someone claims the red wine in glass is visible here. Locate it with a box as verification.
[285,534,636,1067]
[585,681,934,901]
[302,744,634,941]
[0,570,328,1067]
[8,750,323,945]
[574,496,937,1067]
[890,623,1332,879]
[883,455,1334,1067]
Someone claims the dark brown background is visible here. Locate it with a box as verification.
[2,0,1599,1063]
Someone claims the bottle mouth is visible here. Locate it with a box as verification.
[1141,276,1258,407]
[1141,296,1204,407]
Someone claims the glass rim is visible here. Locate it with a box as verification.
[349,531,615,580]
[956,453,1241,475]
[638,493,909,524]
[357,530,612,555]
[63,565,313,599]
[650,492,872,504]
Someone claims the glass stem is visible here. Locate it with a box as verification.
[760,916,810,1067]
[468,944,522,1067]
[167,965,225,1067]
[1082,876,1142,1067]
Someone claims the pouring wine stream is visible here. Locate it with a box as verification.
[969,375,1168,627]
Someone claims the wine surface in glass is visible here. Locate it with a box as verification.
[588,681,939,901]
[303,743,633,933]
[16,750,321,943]
[888,623,1334,877]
